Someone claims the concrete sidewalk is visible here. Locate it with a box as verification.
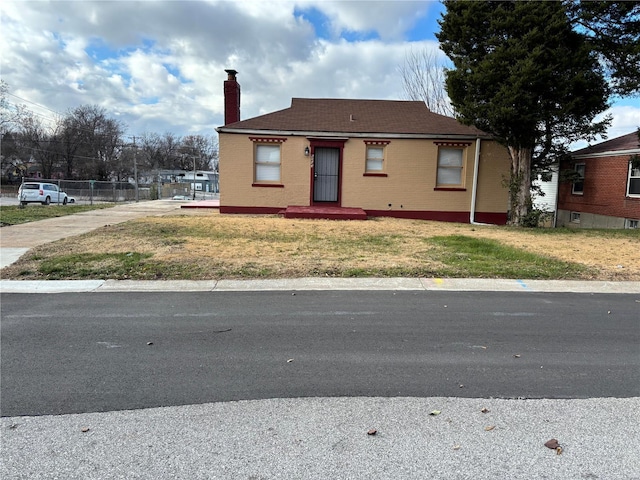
[0,199,192,269]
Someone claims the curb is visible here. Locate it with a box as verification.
[1,278,639,294]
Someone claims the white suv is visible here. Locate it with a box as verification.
[18,182,69,206]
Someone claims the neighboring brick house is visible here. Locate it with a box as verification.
[217,70,510,223]
[557,132,640,229]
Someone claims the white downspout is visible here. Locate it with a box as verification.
[470,137,491,225]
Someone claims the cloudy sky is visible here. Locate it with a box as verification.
[1,0,638,147]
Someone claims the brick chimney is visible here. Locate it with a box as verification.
[224,69,240,125]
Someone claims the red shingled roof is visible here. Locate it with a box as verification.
[572,131,640,156]
[219,98,486,137]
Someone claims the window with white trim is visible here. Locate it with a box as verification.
[437,148,464,187]
[627,158,640,197]
[255,144,281,182]
[366,146,385,172]
[572,163,585,194]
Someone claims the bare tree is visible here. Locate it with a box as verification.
[158,132,180,170]
[180,135,218,170]
[399,47,454,117]
[61,105,125,180]
[18,115,64,179]
[0,80,29,133]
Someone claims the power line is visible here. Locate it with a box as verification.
[5,92,65,118]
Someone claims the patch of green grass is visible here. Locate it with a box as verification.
[426,235,593,279]
[226,263,275,277]
[0,204,113,226]
[37,252,154,279]
[342,265,432,277]
[29,251,229,280]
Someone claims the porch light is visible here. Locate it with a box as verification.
[304,146,310,156]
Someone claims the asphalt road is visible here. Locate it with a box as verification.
[2,290,638,417]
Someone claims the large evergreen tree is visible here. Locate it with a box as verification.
[437,1,611,225]
[566,1,640,97]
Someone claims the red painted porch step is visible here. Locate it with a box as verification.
[281,205,367,220]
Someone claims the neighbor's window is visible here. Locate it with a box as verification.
[572,163,585,194]
[255,144,281,182]
[437,148,464,186]
[570,212,581,223]
[625,219,638,229]
[366,146,385,172]
[627,159,640,197]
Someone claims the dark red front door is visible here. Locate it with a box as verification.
[313,147,340,203]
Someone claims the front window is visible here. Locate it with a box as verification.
[627,158,640,197]
[572,163,585,195]
[255,144,281,183]
[366,146,384,172]
[363,140,390,176]
[437,148,464,187]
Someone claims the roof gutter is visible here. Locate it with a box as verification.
[216,127,493,141]
[571,148,640,159]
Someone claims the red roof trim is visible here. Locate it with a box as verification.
[249,137,287,143]
[434,141,472,147]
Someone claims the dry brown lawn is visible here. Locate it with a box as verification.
[4,209,639,281]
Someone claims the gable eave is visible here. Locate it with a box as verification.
[216,127,492,141]
[572,148,640,160]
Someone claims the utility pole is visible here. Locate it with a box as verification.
[133,136,139,202]
[192,155,197,200]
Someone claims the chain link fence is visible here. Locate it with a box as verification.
[2,178,219,203]
[2,178,151,204]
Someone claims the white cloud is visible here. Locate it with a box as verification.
[308,0,431,40]
[604,105,640,138]
[0,0,635,143]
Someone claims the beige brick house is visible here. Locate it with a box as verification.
[217,70,510,223]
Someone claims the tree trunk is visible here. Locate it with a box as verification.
[506,146,532,226]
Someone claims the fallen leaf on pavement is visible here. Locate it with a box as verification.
[286,358,294,363]
[484,426,495,431]
[544,439,560,449]
[453,444,461,450]
[367,429,377,435]
[81,427,90,433]
[513,354,521,358]
[481,407,490,414]
[429,410,441,416]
